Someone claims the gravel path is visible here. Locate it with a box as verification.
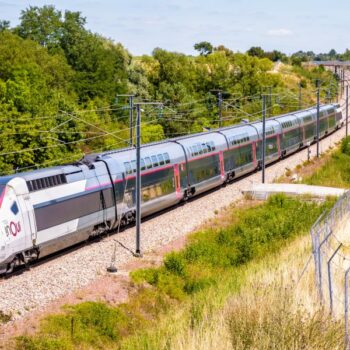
[0,125,347,321]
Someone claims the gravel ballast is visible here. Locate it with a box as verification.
[0,125,347,321]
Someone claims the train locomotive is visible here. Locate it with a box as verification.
[0,103,343,274]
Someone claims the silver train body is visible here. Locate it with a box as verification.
[0,103,343,273]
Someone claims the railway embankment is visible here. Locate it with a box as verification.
[0,118,348,348]
[7,195,336,349]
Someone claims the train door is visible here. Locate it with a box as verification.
[90,162,114,229]
[15,190,37,248]
[174,164,181,199]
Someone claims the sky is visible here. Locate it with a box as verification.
[1,0,350,56]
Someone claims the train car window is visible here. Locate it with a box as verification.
[197,143,203,155]
[32,181,38,191]
[26,174,68,192]
[207,142,212,151]
[131,160,137,173]
[158,154,165,165]
[145,157,152,169]
[27,181,33,191]
[193,145,199,156]
[141,159,146,171]
[163,153,170,164]
[210,141,216,151]
[37,180,43,190]
[61,174,67,184]
[202,143,208,153]
[151,155,159,167]
[124,162,132,174]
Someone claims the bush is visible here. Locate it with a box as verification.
[341,136,350,156]
[14,195,332,349]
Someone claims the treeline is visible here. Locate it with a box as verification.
[0,6,338,174]
[246,46,350,65]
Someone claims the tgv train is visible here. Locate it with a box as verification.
[0,103,343,273]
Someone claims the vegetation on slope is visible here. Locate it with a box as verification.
[12,195,335,349]
[0,5,339,175]
[301,137,350,188]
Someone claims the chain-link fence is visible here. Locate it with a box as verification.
[310,190,350,348]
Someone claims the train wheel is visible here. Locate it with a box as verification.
[6,255,20,274]
[183,190,189,202]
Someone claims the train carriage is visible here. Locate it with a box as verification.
[0,103,343,274]
[274,114,302,155]
[175,132,227,196]
[297,109,316,145]
[95,141,186,221]
[220,124,258,180]
[252,119,282,164]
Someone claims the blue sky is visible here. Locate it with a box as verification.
[1,0,350,55]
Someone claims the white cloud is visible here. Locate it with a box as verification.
[267,28,293,37]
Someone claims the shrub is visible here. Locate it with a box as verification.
[341,136,350,156]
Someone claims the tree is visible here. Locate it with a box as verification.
[328,49,337,58]
[247,46,265,58]
[0,20,10,31]
[194,41,213,56]
[16,5,63,51]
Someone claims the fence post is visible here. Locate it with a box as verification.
[345,267,350,350]
[328,243,342,315]
[318,232,332,302]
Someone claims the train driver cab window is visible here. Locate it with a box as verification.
[145,157,152,169]
[151,155,159,167]
[0,185,5,202]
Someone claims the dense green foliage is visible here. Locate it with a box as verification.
[13,195,333,349]
[0,6,339,174]
[303,137,350,188]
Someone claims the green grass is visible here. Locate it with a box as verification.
[12,195,334,350]
[303,137,350,188]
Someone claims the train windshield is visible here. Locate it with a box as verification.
[0,185,5,207]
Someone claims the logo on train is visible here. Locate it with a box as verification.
[4,221,21,237]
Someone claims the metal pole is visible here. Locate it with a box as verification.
[129,96,134,147]
[268,86,272,117]
[299,82,302,110]
[316,80,320,158]
[328,243,342,315]
[218,91,223,128]
[135,104,142,257]
[346,84,349,137]
[345,267,350,349]
[318,231,332,302]
[262,95,266,183]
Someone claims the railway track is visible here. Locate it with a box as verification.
[0,122,346,324]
